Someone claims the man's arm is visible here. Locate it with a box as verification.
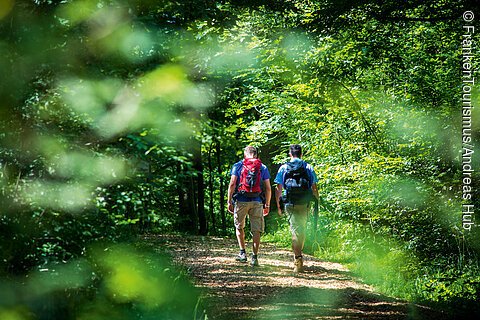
[308,163,319,200]
[275,184,283,216]
[227,175,237,213]
[263,179,271,216]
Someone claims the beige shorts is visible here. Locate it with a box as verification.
[285,203,309,237]
[234,201,264,233]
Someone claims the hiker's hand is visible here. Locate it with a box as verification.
[228,203,234,214]
[263,206,270,216]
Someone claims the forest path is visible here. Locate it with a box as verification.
[146,235,446,320]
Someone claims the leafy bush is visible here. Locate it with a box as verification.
[0,243,202,320]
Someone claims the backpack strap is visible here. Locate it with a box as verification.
[302,160,312,188]
[281,162,289,187]
[233,160,244,190]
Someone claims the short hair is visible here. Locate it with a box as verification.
[244,145,258,158]
[289,144,302,157]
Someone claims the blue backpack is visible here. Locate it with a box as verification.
[283,161,313,204]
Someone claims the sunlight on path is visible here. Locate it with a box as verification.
[148,235,444,320]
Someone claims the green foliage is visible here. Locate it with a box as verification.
[216,0,480,310]
[1,0,480,316]
[417,263,480,304]
[0,243,201,320]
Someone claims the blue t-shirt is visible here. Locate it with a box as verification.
[231,160,270,202]
[274,158,318,191]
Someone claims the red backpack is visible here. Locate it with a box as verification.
[237,158,262,197]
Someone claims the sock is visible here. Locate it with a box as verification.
[240,249,246,254]
[295,255,302,260]
[252,254,258,258]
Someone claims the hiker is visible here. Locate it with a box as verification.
[227,145,272,267]
[274,144,319,272]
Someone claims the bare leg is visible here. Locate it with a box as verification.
[252,231,260,255]
[292,232,305,257]
[236,228,246,250]
[291,208,307,257]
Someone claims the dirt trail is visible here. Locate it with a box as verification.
[147,235,447,320]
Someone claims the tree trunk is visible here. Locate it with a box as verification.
[188,174,198,232]
[312,199,319,239]
[193,138,207,235]
[177,162,195,233]
[216,139,226,233]
[207,142,216,233]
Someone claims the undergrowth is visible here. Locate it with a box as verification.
[266,217,480,317]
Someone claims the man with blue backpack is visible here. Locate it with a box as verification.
[227,146,272,267]
[274,144,319,272]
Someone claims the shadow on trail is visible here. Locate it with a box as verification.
[221,286,434,320]
[146,235,448,320]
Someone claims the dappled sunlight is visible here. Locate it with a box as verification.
[165,235,367,292]
[150,235,437,319]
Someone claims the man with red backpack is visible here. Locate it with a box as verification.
[274,144,319,272]
[227,146,271,267]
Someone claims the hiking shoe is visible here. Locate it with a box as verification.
[293,256,304,273]
[235,251,247,263]
[251,254,259,267]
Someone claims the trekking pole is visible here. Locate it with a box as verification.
[308,198,320,253]
[309,198,319,243]
[318,195,334,214]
